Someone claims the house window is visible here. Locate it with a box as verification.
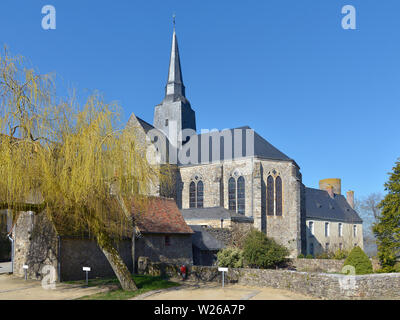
[325,222,330,237]
[309,221,314,235]
[165,119,169,126]
[338,223,343,237]
[228,177,236,211]
[353,225,357,237]
[339,243,343,250]
[237,176,245,214]
[165,236,171,246]
[228,176,245,214]
[275,176,282,216]
[267,175,274,215]
[325,243,330,251]
[189,179,204,208]
[309,243,314,256]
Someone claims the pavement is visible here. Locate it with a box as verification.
[0,262,12,274]
[0,274,109,300]
[133,281,316,300]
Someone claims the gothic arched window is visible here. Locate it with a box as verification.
[267,175,274,215]
[275,176,283,216]
[197,181,204,208]
[189,181,196,208]
[237,176,245,214]
[189,179,204,208]
[228,177,236,211]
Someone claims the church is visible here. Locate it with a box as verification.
[126,26,364,258]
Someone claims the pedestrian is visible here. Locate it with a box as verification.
[180,264,187,281]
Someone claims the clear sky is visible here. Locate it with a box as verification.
[1,0,399,199]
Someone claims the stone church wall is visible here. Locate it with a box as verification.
[177,157,303,257]
[260,159,302,257]
[59,238,132,281]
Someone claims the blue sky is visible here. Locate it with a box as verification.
[0,0,399,199]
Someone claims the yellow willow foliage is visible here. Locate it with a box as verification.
[0,48,170,240]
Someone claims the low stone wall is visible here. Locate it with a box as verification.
[292,258,344,273]
[292,258,381,273]
[141,261,400,300]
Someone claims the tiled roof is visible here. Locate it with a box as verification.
[132,197,194,235]
[305,187,363,223]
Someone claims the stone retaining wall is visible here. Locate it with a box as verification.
[141,261,399,300]
[292,258,381,273]
[292,258,345,273]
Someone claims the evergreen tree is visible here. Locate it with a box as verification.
[373,159,400,269]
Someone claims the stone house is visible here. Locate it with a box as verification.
[9,197,193,281]
[133,197,194,269]
[305,180,363,256]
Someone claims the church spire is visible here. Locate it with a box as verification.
[164,17,185,100]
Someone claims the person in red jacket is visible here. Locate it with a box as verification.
[180,264,187,280]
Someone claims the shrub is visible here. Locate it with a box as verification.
[306,254,313,259]
[376,263,400,273]
[333,249,350,260]
[343,246,373,275]
[242,230,289,269]
[297,254,305,259]
[316,252,332,259]
[217,247,244,268]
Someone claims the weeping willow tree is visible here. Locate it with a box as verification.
[0,48,171,290]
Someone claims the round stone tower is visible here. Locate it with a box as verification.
[319,178,341,195]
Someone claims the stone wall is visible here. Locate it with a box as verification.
[59,238,133,281]
[306,219,363,256]
[13,211,59,280]
[134,234,193,267]
[141,261,400,300]
[292,258,345,273]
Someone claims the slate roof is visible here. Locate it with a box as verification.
[305,187,363,223]
[189,225,225,251]
[132,197,194,234]
[179,126,292,166]
[181,206,254,223]
[135,116,155,134]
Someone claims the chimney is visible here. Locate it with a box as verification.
[326,185,335,199]
[346,190,355,209]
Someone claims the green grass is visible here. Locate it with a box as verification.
[66,274,180,300]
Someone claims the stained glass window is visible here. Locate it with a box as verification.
[237,176,245,214]
[267,175,274,215]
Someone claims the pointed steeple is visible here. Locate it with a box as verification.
[164,24,186,101]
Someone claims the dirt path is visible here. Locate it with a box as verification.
[0,274,108,300]
[134,282,316,300]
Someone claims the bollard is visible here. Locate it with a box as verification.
[82,267,91,286]
[23,265,28,280]
[218,267,228,288]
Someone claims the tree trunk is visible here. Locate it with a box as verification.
[96,232,137,291]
